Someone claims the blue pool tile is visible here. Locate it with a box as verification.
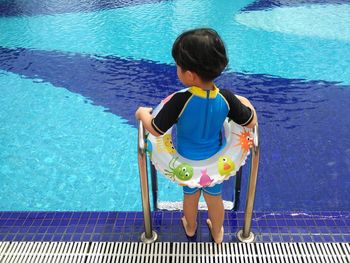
[45,227,56,234]
[61,234,71,241]
[291,235,303,242]
[261,235,272,242]
[271,235,282,242]
[38,226,47,233]
[312,235,324,242]
[343,235,350,242]
[42,234,53,241]
[303,235,313,242]
[49,220,61,226]
[0,211,348,243]
[34,234,44,241]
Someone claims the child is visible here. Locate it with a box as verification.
[135,28,257,244]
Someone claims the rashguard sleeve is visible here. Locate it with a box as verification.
[151,91,192,135]
[220,89,254,126]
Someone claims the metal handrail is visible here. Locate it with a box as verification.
[137,121,157,243]
[138,120,259,243]
[237,123,260,243]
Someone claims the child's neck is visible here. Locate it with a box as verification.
[192,81,215,91]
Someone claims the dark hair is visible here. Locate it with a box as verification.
[172,28,228,81]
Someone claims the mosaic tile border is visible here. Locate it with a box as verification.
[0,211,349,243]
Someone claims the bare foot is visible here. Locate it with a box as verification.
[206,218,224,244]
[181,216,197,237]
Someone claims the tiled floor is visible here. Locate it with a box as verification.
[0,211,349,243]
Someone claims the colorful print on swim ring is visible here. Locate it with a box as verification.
[147,97,253,188]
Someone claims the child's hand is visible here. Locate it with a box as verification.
[135,107,153,120]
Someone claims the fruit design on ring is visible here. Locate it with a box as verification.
[164,157,194,181]
[218,155,235,177]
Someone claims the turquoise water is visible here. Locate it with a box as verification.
[0,71,141,210]
[0,0,349,84]
[0,69,180,211]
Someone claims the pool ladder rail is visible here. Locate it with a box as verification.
[137,121,260,244]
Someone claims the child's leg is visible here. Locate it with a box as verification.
[182,189,201,236]
[203,192,224,243]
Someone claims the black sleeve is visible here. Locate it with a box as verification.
[220,89,254,126]
[151,91,192,135]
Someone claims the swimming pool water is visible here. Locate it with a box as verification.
[0,0,349,211]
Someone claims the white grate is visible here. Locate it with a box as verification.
[0,242,349,263]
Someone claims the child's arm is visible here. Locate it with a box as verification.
[235,95,257,129]
[135,107,161,137]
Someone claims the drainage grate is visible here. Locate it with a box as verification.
[0,242,349,263]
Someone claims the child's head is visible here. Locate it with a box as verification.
[172,28,228,82]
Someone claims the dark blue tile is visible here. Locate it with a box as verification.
[55,226,67,234]
[90,212,100,219]
[59,219,71,226]
[62,234,72,241]
[333,219,346,226]
[304,220,316,227]
[261,235,272,242]
[266,220,278,227]
[107,212,117,219]
[315,220,326,226]
[127,212,136,219]
[78,218,89,225]
[42,234,53,241]
[69,218,79,224]
[333,236,345,242]
[14,234,25,241]
[81,212,91,219]
[117,212,127,219]
[65,226,76,233]
[22,234,34,241]
[86,225,97,233]
[38,227,47,233]
[51,235,62,242]
[81,234,92,241]
[49,220,61,226]
[41,220,52,226]
[295,220,307,226]
[336,227,350,233]
[285,219,297,226]
[291,235,302,242]
[325,220,336,226]
[94,226,105,233]
[27,226,39,233]
[303,235,313,242]
[313,235,324,242]
[75,226,86,233]
[33,234,44,241]
[323,235,334,242]
[276,219,287,226]
[343,235,350,242]
[115,219,126,226]
[72,234,83,241]
[257,220,269,227]
[271,235,282,242]
[136,213,144,219]
[0,227,8,234]
[46,227,57,233]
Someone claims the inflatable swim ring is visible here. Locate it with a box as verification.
[147,97,253,188]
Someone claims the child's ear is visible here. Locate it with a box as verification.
[185,70,196,82]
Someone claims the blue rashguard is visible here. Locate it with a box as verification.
[152,85,254,195]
